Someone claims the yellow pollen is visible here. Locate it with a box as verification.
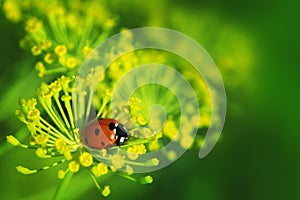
[3,0,22,23]
[31,45,42,56]
[82,46,92,57]
[151,158,160,166]
[44,53,55,64]
[49,81,62,93]
[102,186,111,197]
[54,45,67,56]
[111,154,125,169]
[6,135,21,146]
[125,165,134,175]
[25,18,42,33]
[127,147,139,160]
[180,134,194,149]
[35,133,49,145]
[91,163,108,177]
[35,148,47,158]
[163,120,178,140]
[27,109,40,120]
[55,138,66,151]
[26,98,38,109]
[66,57,77,68]
[57,170,65,179]
[68,161,80,173]
[79,152,93,167]
[148,140,160,151]
[40,39,52,50]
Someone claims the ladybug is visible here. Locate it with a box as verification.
[81,118,129,149]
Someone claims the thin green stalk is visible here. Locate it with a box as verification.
[53,171,73,200]
[39,117,73,144]
[64,100,75,129]
[54,95,71,129]
[48,103,73,140]
[84,87,94,124]
[96,97,109,118]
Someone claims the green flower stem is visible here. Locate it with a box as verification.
[94,30,110,46]
[96,97,109,118]
[40,101,64,133]
[53,171,73,200]
[124,160,153,167]
[72,94,78,124]
[49,103,73,140]
[78,93,86,124]
[47,15,65,44]
[77,17,94,55]
[110,138,154,150]
[44,67,68,75]
[39,117,73,144]
[64,100,75,129]
[114,171,137,182]
[88,171,103,191]
[54,95,72,130]
[35,126,57,142]
[84,87,94,124]
[42,99,73,141]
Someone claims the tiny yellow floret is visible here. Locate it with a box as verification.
[102,186,111,197]
[54,45,67,56]
[27,108,40,120]
[35,147,47,158]
[66,57,77,68]
[55,138,66,151]
[44,53,55,64]
[57,170,65,179]
[6,135,21,146]
[111,154,125,169]
[25,18,42,33]
[35,62,46,77]
[68,161,80,172]
[31,45,42,56]
[91,163,108,177]
[79,152,93,167]
[35,133,49,145]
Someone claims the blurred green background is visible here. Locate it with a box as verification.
[1,0,300,199]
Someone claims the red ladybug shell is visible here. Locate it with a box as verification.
[81,118,118,149]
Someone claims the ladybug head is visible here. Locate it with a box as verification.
[108,122,129,146]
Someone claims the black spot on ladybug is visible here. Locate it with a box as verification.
[85,137,89,144]
[101,141,105,146]
[95,128,100,136]
[108,122,115,130]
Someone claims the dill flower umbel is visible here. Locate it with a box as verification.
[8,75,159,197]
[3,1,218,198]
[2,0,116,77]
[7,51,210,197]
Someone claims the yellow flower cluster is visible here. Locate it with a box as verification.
[3,1,217,198]
[8,76,158,197]
[127,144,147,160]
[2,0,116,77]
